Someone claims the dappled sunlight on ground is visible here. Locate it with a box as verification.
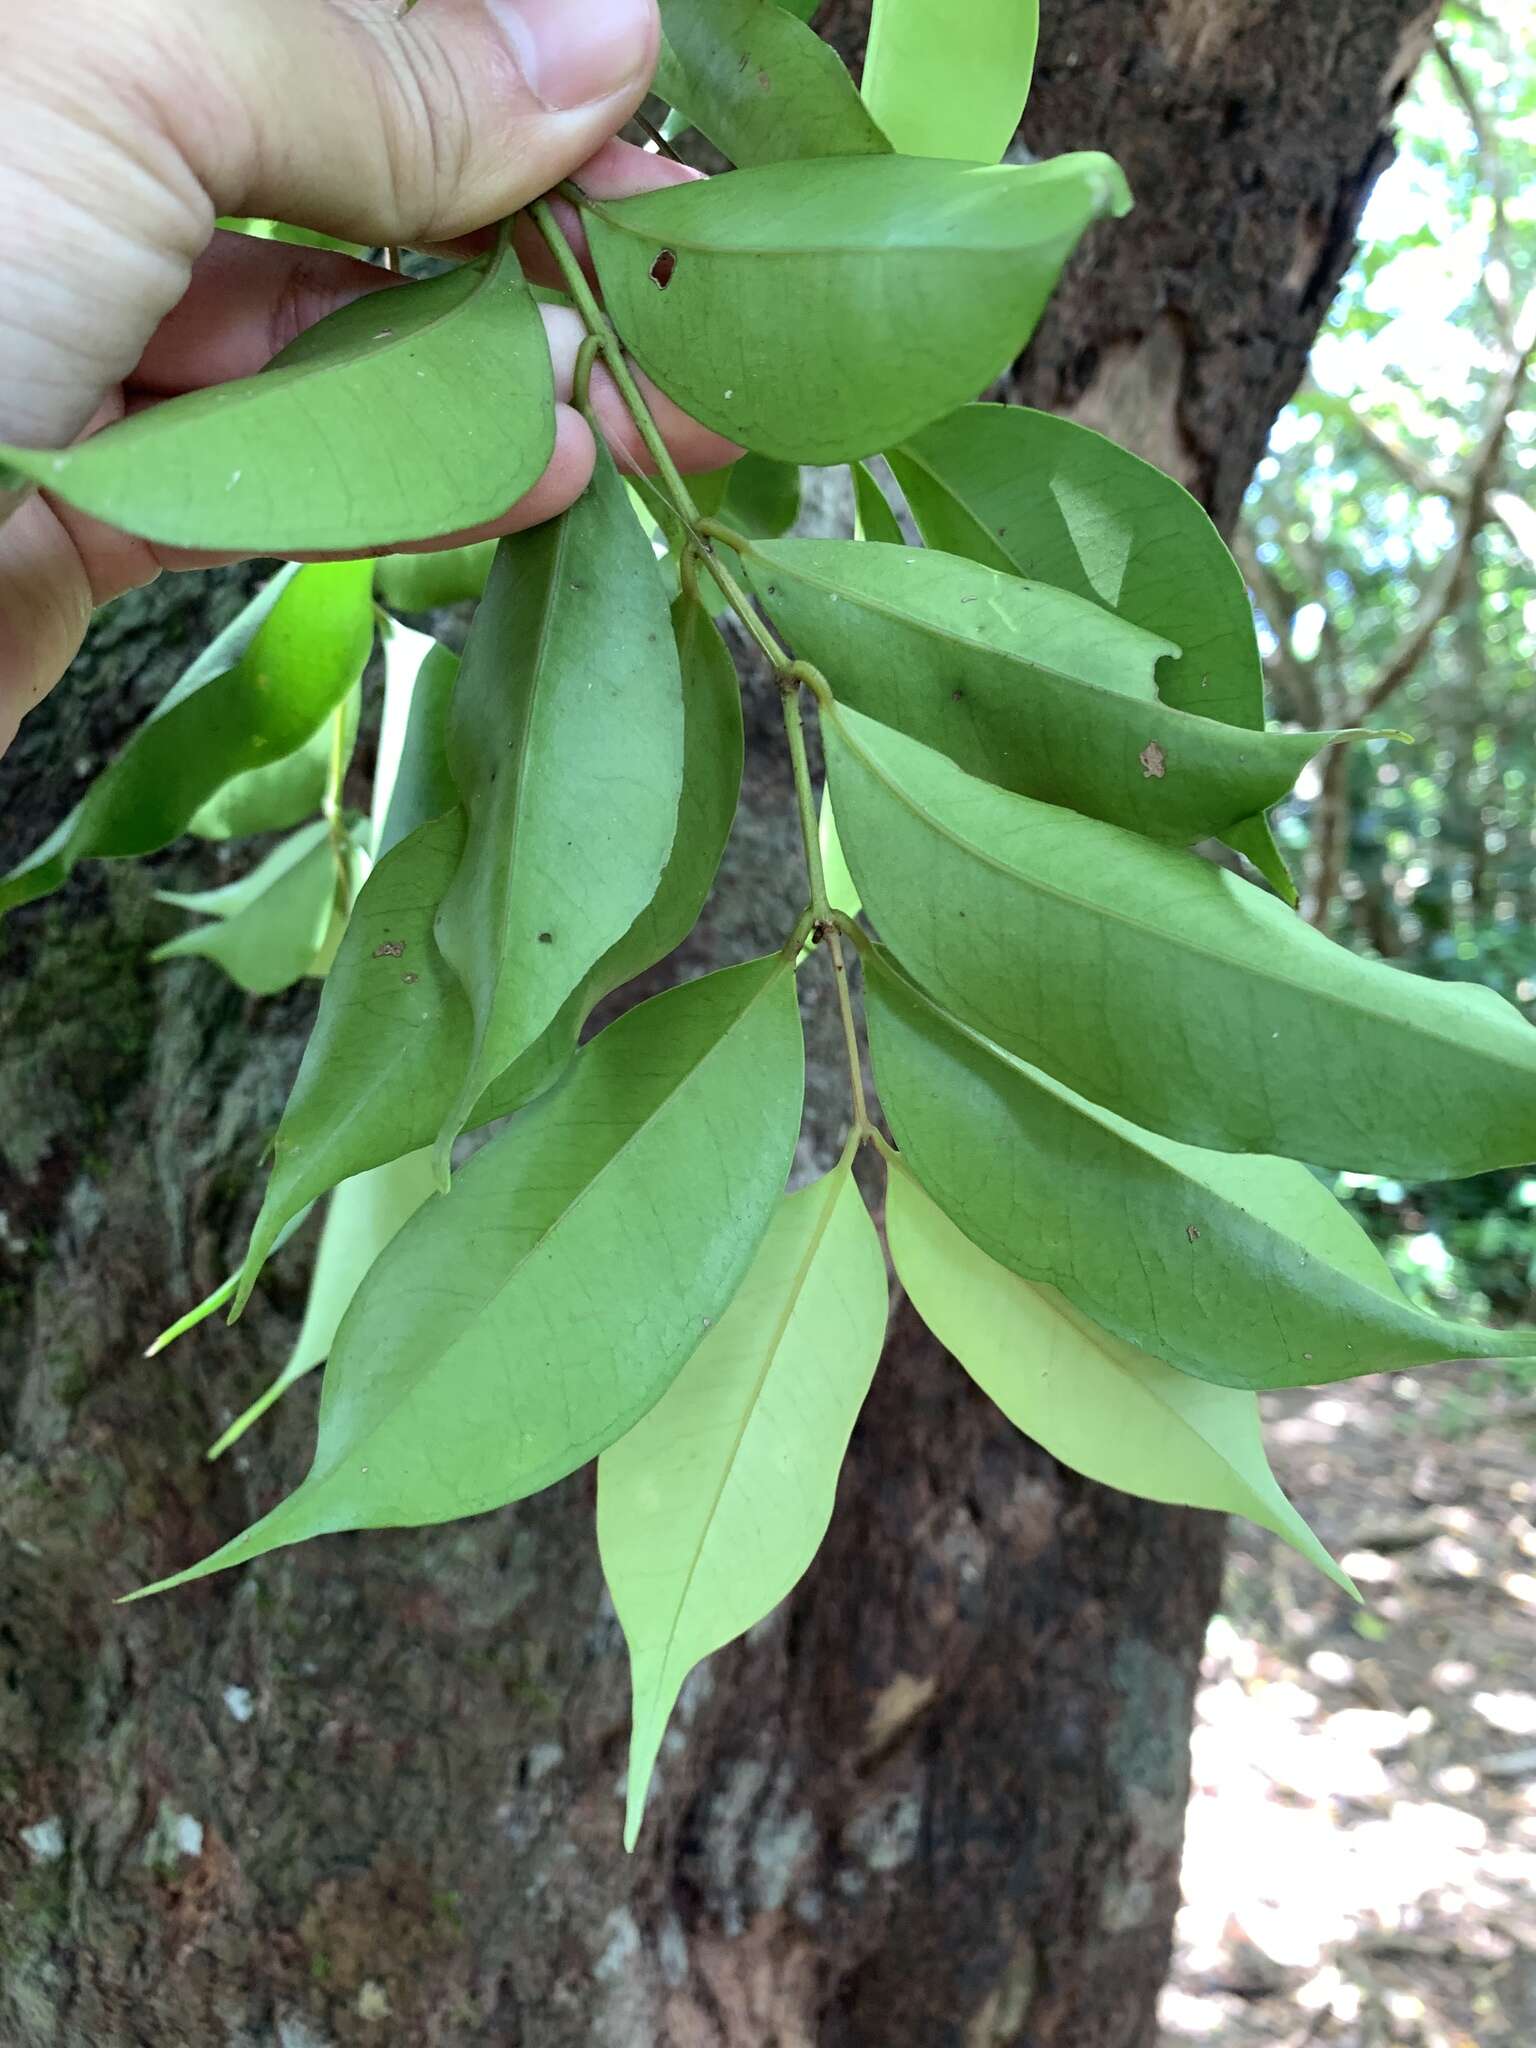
[1162,1368,1536,2047]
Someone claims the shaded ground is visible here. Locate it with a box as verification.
[1163,1366,1536,2047]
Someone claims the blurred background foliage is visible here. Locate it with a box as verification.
[1243,0,1536,1348]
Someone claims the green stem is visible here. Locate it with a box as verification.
[531,194,875,1139]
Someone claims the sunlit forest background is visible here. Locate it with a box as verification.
[1248,0,1536,1354]
[1165,5,1536,2042]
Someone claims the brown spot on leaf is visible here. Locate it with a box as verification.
[1186,1225,1201,1243]
[374,941,406,960]
[402,973,419,986]
[538,931,554,946]
[650,249,677,289]
[1140,742,1168,780]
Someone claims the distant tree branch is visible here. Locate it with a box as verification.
[1356,312,1535,720]
[1232,529,1326,727]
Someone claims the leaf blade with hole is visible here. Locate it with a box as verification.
[585,154,1129,464]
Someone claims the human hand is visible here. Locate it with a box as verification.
[0,0,733,755]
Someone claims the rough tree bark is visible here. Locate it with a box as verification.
[0,4,1434,2043]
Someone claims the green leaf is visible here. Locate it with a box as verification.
[584,153,1130,465]
[0,240,554,552]
[431,443,686,1167]
[852,462,905,545]
[862,0,1038,160]
[888,405,1296,895]
[235,592,742,1306]
[827,706,1536,1178]
[233,811,471,1313]
[131,956,807,1599]
[208,1149,440,1460]
[657,0,889,166]
[189,690,361,843]
[372,626,459,859]
[153,820,362,996]
[715,453,805,541]
[751,537,1344,844]
[0,563,375,919]
[820,791,860,920]
[601,1159,886,1848]
[885,1165,1354,1592]
[144,1208,314,1358]
[374,542,497,614]
[218,217,368,258]
[778,0,819,18]
[865,950,1536,1388]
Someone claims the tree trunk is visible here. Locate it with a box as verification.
[0,6,1432,2042]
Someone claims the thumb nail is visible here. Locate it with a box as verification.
[487,0,656,113]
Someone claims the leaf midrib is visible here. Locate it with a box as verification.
[646,1168,850,1706]
[306,963,792,1488]
[841,711,1524,1080]
[876,962,1503,1358]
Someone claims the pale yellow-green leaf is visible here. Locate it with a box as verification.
[886,1165,1356,1596]
[599,1163,888,1848]
[206,1148,440,1460]
[862,0,1039,162]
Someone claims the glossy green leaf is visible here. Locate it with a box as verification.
[374,542,497,614]
[753,538,1344,843]
[584,153,1130,464]
[601,1160,887,1848]
[0,563,374,919]
[778,0,819,18]
[885,1165,1354,1591]
[432,444,686,1166]
[657,0,889,166]
[863,0,1038,161]
[852,462,904,545]
[865,951,1536,1388]
[153,820,361,997]
[888,404,1296,894]
[235,593,742,1305]
[132,956,807,1599]
[0,240,554,552]
[190,689,361,843]
[827,706,1536,1178]
[208,1149,439,1460]
[372,626,459,859]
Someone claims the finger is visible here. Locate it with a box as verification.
[177,0,663,246]
[0,407,600,753]
[130,244,739,474]
[0,0,659,451]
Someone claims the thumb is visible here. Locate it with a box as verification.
[0,0,658,448]
[190,0,661,245]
